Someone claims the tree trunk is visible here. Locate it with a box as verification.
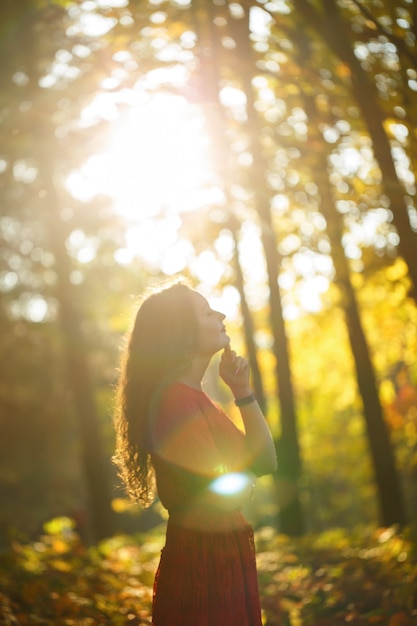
[232,224,268,413]
[192,0,304,533]
[300,85,406,526]
[20,8,116,542]
[33,115,116,542]
[293,0,417,303]
[44,172,116,542]
[191,0,267,413]
[230,5,305,535]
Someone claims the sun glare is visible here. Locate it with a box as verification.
[66,88,331,320]
[67,93,217,219]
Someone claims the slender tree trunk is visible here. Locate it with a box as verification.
[293,0,417,303]
[43,169,116,542]
[232,224,268,413]
[22,11,115,542]
[191,0,267,412]
[324,201,406,526]
[230,4,305,535]
[300,86,406,526]
[192,0,305,534]
[32,115,116,542]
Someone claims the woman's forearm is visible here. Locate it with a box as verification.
[219,347,277,477]
[233,388,277,476]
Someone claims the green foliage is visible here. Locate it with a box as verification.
[0,519,416,625]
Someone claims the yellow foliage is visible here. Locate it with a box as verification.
[51,538,70,554]
[380,379,395,405]
[404,421,417,447]
[350,272,364,289]
[43,517,75,535]
[49,558,72,572]
[111,497,132,513]
[386,258,408,282]
[335,62,351,78]
[384,405,405,430]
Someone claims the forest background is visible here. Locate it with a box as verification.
[0,0,417,623]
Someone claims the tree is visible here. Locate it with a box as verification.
[301,86,406,526]
[0,0,120,541]
[1,0,416,539]
[292,0,417,301]
[188,0,304,534]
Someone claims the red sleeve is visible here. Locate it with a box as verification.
[150,385,224,478]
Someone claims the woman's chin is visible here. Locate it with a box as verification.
[215,335,230,353]
[223,335,231,347]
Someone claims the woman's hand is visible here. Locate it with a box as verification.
[219,345,252,398]
[220,346,278,477]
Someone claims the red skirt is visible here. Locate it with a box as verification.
[152,514,262,626]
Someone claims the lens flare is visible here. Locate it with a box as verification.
[209,472,253,497]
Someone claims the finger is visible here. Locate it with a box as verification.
[236,357,249,375]
[235,356,244,374]
[223,348,236,362]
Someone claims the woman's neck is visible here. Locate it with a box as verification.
[175,357,209,390]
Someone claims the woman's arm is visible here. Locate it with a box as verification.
[219,346,278,477]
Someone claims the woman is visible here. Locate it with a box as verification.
[113,282,277,626]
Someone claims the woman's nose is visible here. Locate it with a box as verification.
[217,311,226,321]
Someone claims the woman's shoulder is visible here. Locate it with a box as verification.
[151,383,216,459]
[160,382,206,408]
[156,382,205,427]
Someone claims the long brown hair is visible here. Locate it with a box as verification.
[113,283,198,506]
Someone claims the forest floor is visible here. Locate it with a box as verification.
[0,518,416,625]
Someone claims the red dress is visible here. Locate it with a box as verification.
[150,382,262,626]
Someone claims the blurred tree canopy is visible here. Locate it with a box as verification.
[0,0,416,543]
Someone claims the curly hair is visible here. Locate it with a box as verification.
[113,283,198,506]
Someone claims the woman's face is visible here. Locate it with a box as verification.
[190,291,230,357]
